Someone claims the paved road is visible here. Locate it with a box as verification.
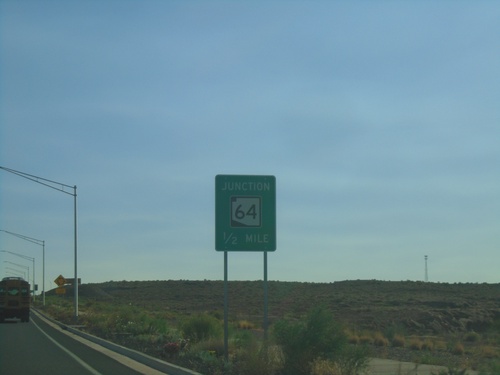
[0,312,165,375]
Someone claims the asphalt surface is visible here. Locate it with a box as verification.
[0,312,164,375]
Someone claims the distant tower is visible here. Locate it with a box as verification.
[424,255,428,282]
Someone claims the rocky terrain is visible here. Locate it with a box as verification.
[73,279,500,336]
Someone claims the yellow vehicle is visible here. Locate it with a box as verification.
[0,277,31,323]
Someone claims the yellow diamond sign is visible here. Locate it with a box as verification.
[54,275,66,286]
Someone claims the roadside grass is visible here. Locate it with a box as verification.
[373,332,390,347]
[34,280,500,374]
[392,334,406,347]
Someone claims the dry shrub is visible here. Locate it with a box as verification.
[452,342,465,355]
[409,338,423,350]
[191,337,225,357]
[480,345,499,359]
[180,313,222,343]
[464,331,480,342]
[434,340,447,351]
[392,334,405,348]
[237,320,255,330]
[373,332,389,347]
[421,339,434,351]
[346,332,360,345]
[273,305,347,375]
[359,334,373,345]
[310,346,370,375]
[348,335,359,345]
[267,345,285,368]
[234,344,284,375]
[311,358,340,375]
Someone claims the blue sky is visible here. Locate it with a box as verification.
[1,1,499,292]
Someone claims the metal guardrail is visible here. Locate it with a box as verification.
[32,308,203,375]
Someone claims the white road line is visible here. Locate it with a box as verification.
[31,318,103,375]
[32,310,170,375]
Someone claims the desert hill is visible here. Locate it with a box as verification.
[55,279,500,335]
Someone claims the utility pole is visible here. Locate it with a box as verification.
[425,255,428,282]
[0,166,78,320]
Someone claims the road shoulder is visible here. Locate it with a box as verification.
[32,309,201,375]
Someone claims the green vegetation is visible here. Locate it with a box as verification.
[180,313,223,343]
[273,305,361,375]
[35,280,500,374]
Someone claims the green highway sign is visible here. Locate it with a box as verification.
[215,175,276,251]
